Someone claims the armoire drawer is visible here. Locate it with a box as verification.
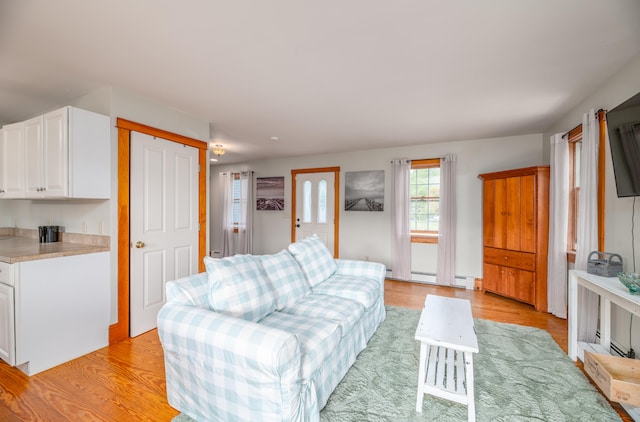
[484,247,535,271]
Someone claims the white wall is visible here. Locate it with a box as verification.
[544,53,640,354]
[210,133,544,281]
[1,86,210,324]
[0,201,12,226]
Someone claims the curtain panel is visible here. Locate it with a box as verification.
[575,109,600,342]
[220,170,254,257]
[391,159,412,280]
[436,154,456,286]
[547,134,569,319]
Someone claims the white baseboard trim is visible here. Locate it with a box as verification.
[385,269,474,290]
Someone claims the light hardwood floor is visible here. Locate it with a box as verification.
[0,280,631,421]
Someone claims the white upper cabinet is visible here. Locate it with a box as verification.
[0,123,26,198]
[24,115,45,197]
[2,106,110,199]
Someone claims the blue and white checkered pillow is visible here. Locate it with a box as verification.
[287,234,337,287]
[260,250,310,310]
[204,255,276,322]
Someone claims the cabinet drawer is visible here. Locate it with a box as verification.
[0,262,14,286]
[484,247,535,271]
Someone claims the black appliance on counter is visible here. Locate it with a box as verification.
[39,225,59,243]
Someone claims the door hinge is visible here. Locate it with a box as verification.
[198,164,201,172]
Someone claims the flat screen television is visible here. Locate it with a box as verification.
[607,91,640,197]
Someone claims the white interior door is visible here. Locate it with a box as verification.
[130,132,199,337]
[295,172,335,255]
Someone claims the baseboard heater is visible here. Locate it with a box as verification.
[386,269,475,290]
[595,330,628,358]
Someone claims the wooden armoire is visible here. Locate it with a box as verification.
[479,166,550,312]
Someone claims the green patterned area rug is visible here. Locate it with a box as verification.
[174,306,620,421]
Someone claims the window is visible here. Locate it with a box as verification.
[317,179,327,223]
[303,180,312,223]
[410,158,440,244]
[565,109,606,262]
[567,127,582,259]
[301,178,328,223]
[232,174,241,226]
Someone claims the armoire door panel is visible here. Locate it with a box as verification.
[505,177,521,250]
[483,263,504,295]
[520,175,536,253]
[483,180,496,247]
[494,179,507,249]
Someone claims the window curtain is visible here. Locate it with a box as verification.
[547,134,569,319]
[236,171,254,254]
[391,159,411,280]
[220,170,254,257]
[220,172,234,257]
[436,154,456,286]
[575,109,600,342]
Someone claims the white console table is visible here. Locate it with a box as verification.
[568,269,640,420]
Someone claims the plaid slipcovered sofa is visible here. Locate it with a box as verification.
[157,235,386,422]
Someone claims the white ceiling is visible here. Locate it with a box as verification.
[1,1,640,164]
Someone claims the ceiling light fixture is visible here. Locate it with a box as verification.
[212,144,225,157]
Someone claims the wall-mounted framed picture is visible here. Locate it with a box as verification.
[345,170,384,211]
[256,176,285,210]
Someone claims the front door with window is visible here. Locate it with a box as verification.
[294,172,336,255]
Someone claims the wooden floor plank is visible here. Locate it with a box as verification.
[0,280,630,421]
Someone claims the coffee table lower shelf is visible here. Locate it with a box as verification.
[417,344,473,406]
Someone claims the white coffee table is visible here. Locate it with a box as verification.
[415,294,479,421]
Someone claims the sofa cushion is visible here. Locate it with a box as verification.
[287,234,337,287]
[282,293,364,336]
[204,255,276,322]
[312,274,379,309]
[259,249,310,310]
[259,311,341,381]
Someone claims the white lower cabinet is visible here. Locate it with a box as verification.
[0,252,110,375]
[0,282,15,365]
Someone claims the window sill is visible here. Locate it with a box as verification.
[411,234,438,244]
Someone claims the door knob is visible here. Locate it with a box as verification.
[135,241,146,248]
[296,224,301,228]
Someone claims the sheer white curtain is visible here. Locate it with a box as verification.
[575,109,600,342]
[220,171,254,257]
[220,172,234,257]
[236,171,254,254]
[548,134,569,318]
[436,154,456,286]
[391,159,411,280]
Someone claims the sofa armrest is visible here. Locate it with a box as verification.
[158,304,303,421]
[158,304,300,380]
[335,259,386,284]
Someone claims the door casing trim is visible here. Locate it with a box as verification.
[110,118,207,344]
